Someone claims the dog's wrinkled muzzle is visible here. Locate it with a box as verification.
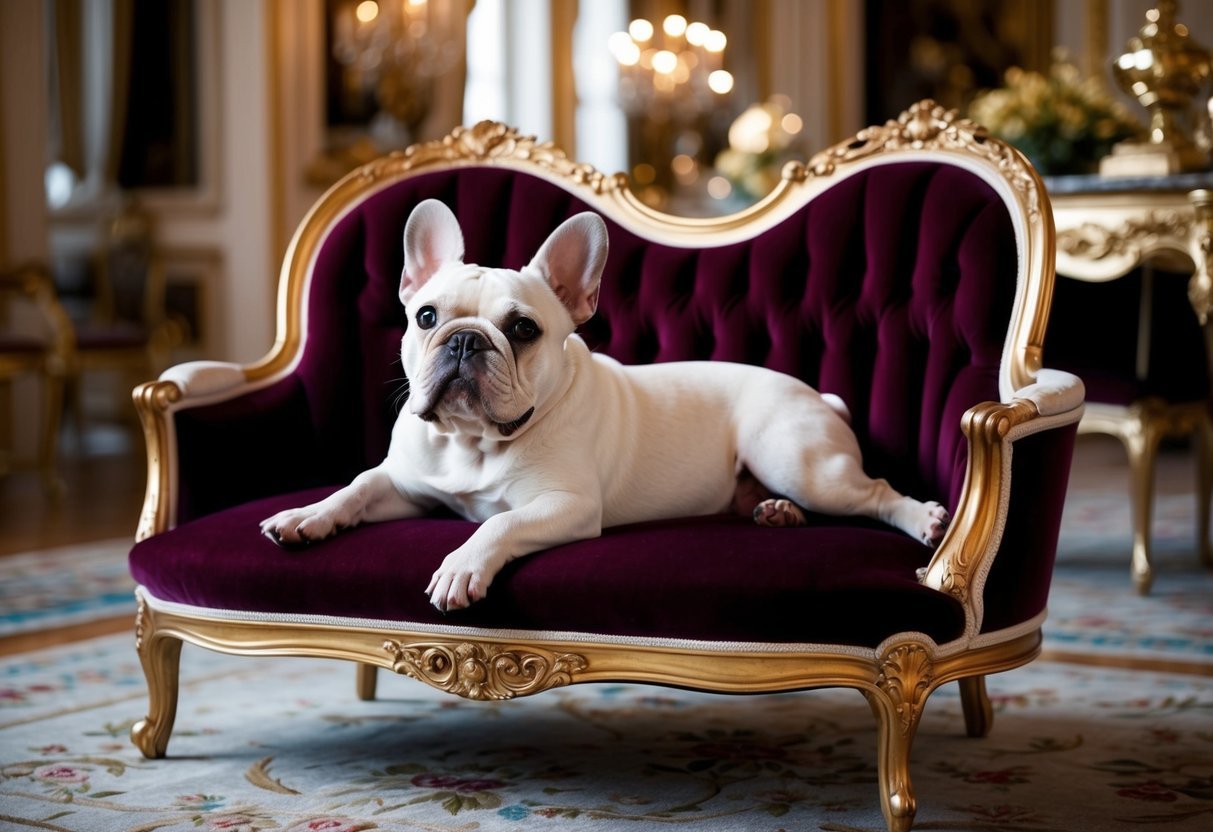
[412,328,532,436]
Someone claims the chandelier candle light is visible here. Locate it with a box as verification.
[609,15,734,119]
[331,0,462,142]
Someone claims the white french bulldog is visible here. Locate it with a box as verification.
[261,199,950,611]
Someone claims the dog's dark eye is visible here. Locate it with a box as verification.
[508,317,540,342]
[415,306,438,330]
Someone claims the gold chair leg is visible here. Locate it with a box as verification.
[131,604,183,759]
[866,642,935,832]
[356,663,378,701]
[865,687,920,832]
[1123,417,1163,594]
[1197,411,1213,567]
[958,675,993,738]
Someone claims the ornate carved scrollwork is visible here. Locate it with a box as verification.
[383,639,588,701]
[924,399,1037,608]
[1189,190,1213,325]
[1056,210,1189,261]
[939,567,969,604]
[876,643,935,736]
[1193,232,1213,325]
[785,100,1042,219]
[360,121,628,195]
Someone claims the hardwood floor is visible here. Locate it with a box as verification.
[0,423,146,557]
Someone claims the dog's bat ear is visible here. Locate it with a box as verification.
[529,212,608,326]
[401,200,465,306]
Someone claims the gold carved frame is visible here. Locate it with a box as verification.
[130,101,1082,832]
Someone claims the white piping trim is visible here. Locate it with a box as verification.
[968,608,1048,652]
[138,586,1044,666]
[137,586,967,660]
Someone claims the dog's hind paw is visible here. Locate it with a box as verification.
[753,498,807,528]
[920,502,950,547]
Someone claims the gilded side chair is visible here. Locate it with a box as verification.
[0,262,75,493]
[67,202,184,435]
[126,102,1084,832]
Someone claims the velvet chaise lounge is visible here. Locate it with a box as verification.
[127,100,1084,832]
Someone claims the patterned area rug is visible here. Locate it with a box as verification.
[1048,491,1213,667]
[0,540,135,636]
[1,633,1211,832]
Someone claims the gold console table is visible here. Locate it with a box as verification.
[1048,172,1213,593]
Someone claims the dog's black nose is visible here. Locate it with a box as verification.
[446,329,489,362]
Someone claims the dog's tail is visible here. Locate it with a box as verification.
[821,393,851,425]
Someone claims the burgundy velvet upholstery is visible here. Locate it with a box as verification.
[131,487,966,646]
[173,163,1015,522]
[138,160,1049,643]
[978,421,1078,633]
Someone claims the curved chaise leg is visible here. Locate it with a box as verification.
[958,675,993,738]
[131,602,183,759]
[866,643,935,832]
[1123,414,1163,595]
[865,688,919,832]
[1196,411,1213,568]
[356,663,379,701]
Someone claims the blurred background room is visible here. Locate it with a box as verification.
[2,5,1213,829]
[1,0,1211,626]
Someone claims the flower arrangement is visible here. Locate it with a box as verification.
[714,97,805,201]
[967,61,1144,175]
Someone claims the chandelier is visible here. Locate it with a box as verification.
[331,0,462,134]
[608,15,734,121]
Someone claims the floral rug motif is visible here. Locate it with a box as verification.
[1,633,1212,831]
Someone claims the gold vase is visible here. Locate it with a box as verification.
[1102,0,1211,175]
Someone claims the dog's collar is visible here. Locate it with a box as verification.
[495,407,535,438]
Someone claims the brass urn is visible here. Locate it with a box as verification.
[1103,0,1212,175]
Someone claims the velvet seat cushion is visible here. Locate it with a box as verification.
[130,487,965,648]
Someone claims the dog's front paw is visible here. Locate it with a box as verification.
[919,501,951,547]
[426,550,497,612]
[260,507,341,548]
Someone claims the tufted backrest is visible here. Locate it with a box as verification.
[287,161,1018,511]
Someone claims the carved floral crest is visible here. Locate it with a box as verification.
[384,639,588,700]
[359,121,627,195]
[787,100,1043,219]
[1057,210,1189,260]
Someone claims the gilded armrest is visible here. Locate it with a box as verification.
[921,369,1085,640]
[133,361,312,541]
[158,360,247,398]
